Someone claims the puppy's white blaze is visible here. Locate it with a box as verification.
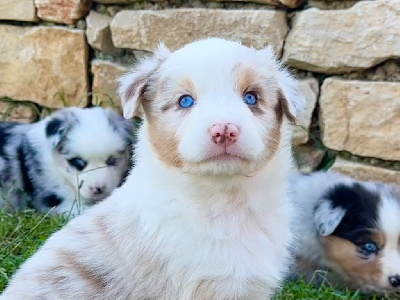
[379,196,400,280]
[178,103,265,162]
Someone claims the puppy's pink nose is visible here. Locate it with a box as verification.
[210,123,239,147]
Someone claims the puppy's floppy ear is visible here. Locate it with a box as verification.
[314,200,346,237]
[105,108,134,145]
[45,109,75,149]
[259,46,305,123]
[118,43,171,119]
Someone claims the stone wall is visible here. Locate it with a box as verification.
[1,0,399,184]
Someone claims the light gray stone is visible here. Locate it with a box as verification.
[283,1,400,74]
[292,78,319,145]
[86,11,117,54]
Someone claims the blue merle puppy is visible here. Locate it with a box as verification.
[0,107,133,216]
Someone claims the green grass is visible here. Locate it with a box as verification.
[0,210,383,299]
[0,209,67,291]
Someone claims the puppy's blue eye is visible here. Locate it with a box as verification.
[361,242,378,255]
[243,92,257,105]
[179,95,195,108]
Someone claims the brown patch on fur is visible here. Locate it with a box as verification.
[264,102,283,160]
[372,230,386,248]
[322,235,382,285]
[147,123,183,169]
[278,91,296,123]
[296,256,320,273]
[181,78,196,97]
[234,65,267,117]
[56,249,107,291]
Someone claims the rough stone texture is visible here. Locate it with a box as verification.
[0,25,89,108]
[91,60,127,113]
[96,0,303,6]
[86,11,118,54]
[319,78,400,161]
[308,0,359,10]
[111,9,288,54]
[331,158,400,185]
[292,78,319,145]
[0,101,37,123]
[210,0,304,8]
[283,1,400,74]
[0,0,38,22]
[94,0,144,3]
[294,143,325,174]
[34,0,92,24]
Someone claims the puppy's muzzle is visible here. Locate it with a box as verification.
[210,123,239,148]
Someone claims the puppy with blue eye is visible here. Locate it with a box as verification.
[290,170,400,294]
[1,38,305,300]
[0,107,133,216]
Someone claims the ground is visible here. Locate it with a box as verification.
[0,209,384,299]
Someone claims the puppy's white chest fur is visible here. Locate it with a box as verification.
[115,144,293,299]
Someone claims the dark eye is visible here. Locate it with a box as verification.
[360,242,378,255]
[106,156,118,166]
[243,92,257,106]
[67,157,87,171]
[178,95,195,109]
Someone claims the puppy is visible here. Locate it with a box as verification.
[290,170,400,294]
[0,107,132,216]
[1,38,305,300]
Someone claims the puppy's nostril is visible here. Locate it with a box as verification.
[389,275,400,287]
[91,186,105,195]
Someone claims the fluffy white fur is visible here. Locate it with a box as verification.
[1,38,305,300]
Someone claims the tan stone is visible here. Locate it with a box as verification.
[86,11,117,54]
[294,143,326,174]
[331,158,400,185]
[292,78,319,145]
[34,0,92,24]
[283,1,400,74]
[91,60,127,113]
[0,0,38,22]
[319,78,400,161]
[110,9,288,54]
[0,101,38,123]
[0,25,89,108]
